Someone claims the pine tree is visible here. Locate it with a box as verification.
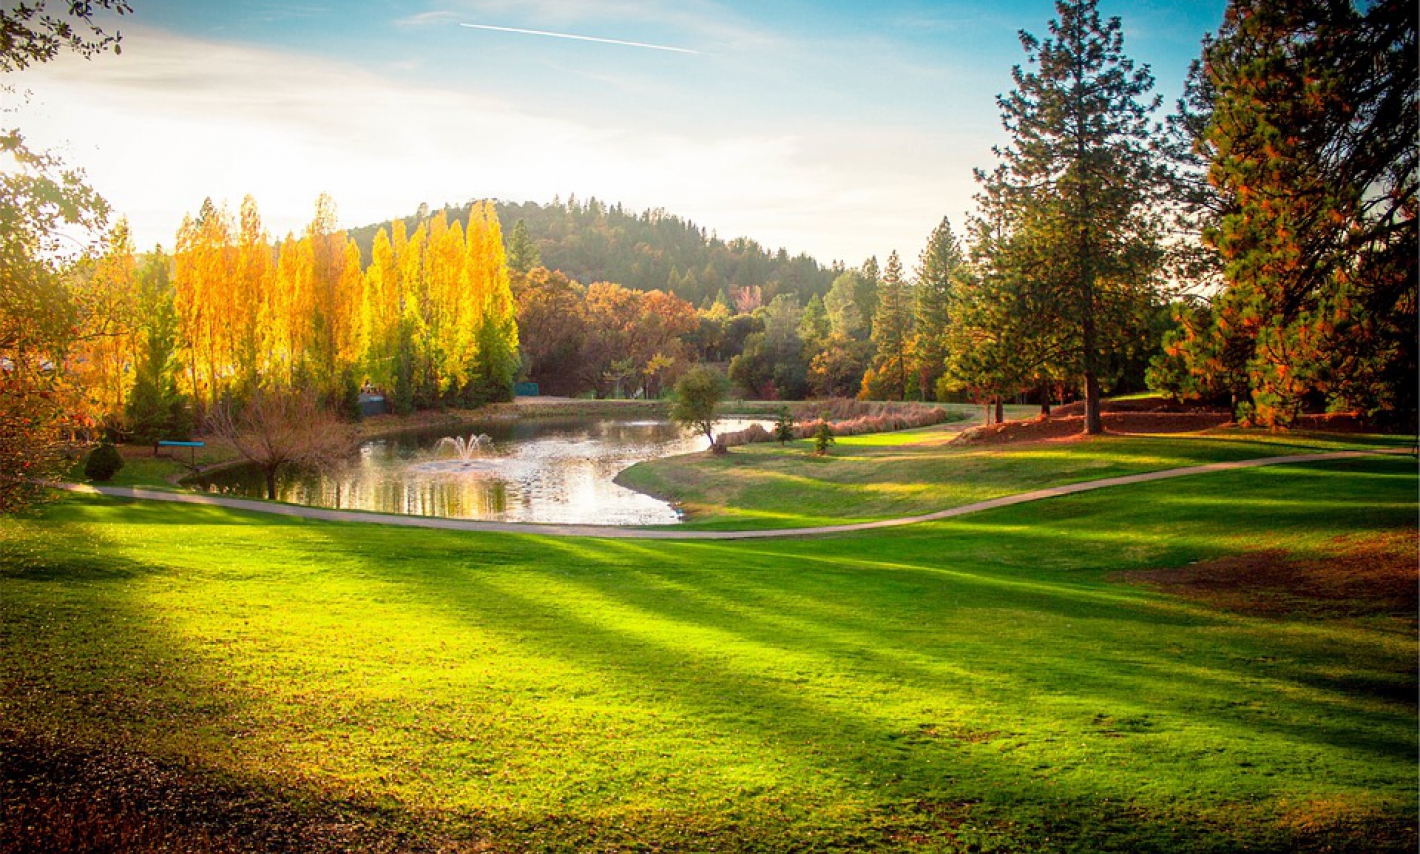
[506,218,541,274]
[986,0,1168,433]
[910,217,963,399]
[1165,0,1417,428]
[864,251,914,400]
[125,249,191,443]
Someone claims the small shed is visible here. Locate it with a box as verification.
[358,392,387,417]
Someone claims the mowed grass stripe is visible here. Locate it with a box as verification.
[1,453,1415,852]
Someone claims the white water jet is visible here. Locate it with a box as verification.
[436,433,493,462]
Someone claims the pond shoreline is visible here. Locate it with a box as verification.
[162,397,950,488]
[181,409,776,526]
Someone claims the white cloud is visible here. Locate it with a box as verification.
[6,24,984,264]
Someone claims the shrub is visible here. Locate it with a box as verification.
[773,410,795,444]
[713,400,960,449]
[84,442,125,482]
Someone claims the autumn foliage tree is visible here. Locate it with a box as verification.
[155,196,522,417]
[1,2,127,511]
[1155,0,1417,428]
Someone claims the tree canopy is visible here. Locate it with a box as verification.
[965,0,1169,432]
[1154,0,1417,429]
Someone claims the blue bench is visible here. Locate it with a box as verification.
[155,439,205,467]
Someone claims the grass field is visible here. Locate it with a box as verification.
[3,433,1416,853]
[619,426,1413,529]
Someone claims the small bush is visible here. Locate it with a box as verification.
[84,443,125,482]
[812,420,836,456]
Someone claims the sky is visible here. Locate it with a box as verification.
[8,0,1229,267]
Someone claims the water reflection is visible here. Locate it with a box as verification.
[191,417,764,526]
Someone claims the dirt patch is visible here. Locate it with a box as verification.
[1118,530,1419,619]
[956,411,1234,445]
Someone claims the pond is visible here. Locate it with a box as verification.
[189,416,767,526]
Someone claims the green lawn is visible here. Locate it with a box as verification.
[2,446,1415,852]
[619,427,1413,529]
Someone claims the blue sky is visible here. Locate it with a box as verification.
[12,0,1227,266]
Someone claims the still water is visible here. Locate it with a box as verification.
[190,417,765,526]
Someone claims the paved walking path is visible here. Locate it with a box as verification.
[50,448,1414,541]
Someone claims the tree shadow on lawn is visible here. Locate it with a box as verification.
[5,457,1414,853]
[303,456,1416,853]
[337,528,1416,852]
[0,516,471,853]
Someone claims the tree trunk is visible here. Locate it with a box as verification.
[1082,302,1103,435]
[994,397,1005,425]
[264,467,278,501]
[1084,373,1103,435]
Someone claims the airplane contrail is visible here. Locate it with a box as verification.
[459,22,699,55]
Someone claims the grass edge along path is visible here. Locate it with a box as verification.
[45,446,1416,540]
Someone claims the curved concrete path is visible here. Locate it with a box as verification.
[50,448,1413,541]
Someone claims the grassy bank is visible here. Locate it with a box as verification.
[619,427,1414,529]
[2,449,1415,852]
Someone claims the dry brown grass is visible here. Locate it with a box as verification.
[718,399,954,448]
[1119,530,1419,620]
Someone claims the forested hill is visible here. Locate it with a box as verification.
[349,198,842,307]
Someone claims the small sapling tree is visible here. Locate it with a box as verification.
[812,419,836,456]
[773,409,795,445]
[670,365,729,453]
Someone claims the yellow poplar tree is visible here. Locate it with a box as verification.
[398,216,434,405]
[73,216,140,425]
[173,198,236,410]
[235,195,274,389]
[269,232,312,387]
[359,227,401,390]
[466,200,518,402]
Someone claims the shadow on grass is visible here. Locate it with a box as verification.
[286,456,1416,850]
[3,458,1415,853]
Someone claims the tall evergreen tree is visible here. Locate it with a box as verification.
[1160,0,1417,428]
[910,217,963,399]
[125,249,191,443]
[505,218,541,274]
[864,251,914,400]
[985,0,1168,433]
